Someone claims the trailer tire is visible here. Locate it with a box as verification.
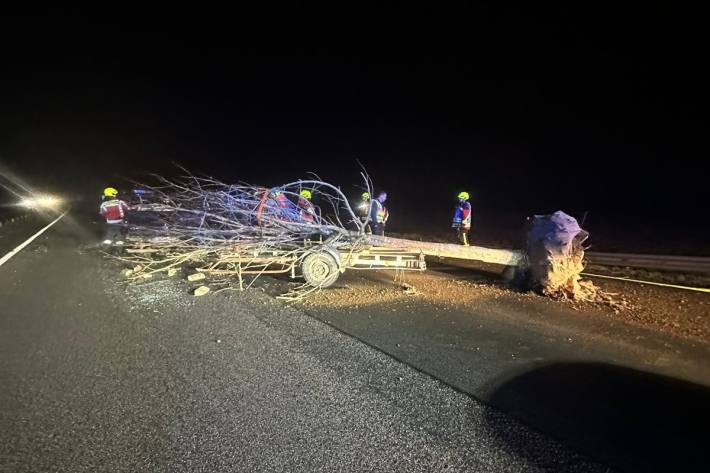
[302,252,340,288]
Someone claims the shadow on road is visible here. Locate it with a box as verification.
[483,362,710,472]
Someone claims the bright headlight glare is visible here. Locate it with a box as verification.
[19,195,62,209]
[36,195,60,207]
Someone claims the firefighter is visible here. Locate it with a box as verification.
[99,187,130,245]
[452,191,472,245]
[369,191,389,236]
[357,192,370,218]
[357,192,372,233]
[297,189,317,223]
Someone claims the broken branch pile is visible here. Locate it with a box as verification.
[119,172,371,297]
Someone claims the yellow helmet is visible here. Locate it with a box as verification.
[300,189,312,200]
[457,191,469,200]
[103,187,118,197]
[361,192,370,200]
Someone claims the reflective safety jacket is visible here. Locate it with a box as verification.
[452,200,472,229]
[100,199,129,224]
[370,200,389,225]
[266,193,299,221]
[297,197,317,222]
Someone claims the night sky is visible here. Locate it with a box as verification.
[1,8,706,251]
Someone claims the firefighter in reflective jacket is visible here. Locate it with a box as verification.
[452,191,472,245]
[297,189,317,223]
[99,187,130,245]
[369,191,389,236]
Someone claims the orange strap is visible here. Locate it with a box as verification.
[255,190,269,226]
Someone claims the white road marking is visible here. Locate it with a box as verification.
[0,209,69,268]
[583,272,710,293]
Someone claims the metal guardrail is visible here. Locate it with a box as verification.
[587,252,710,274]
[0,213,30,227]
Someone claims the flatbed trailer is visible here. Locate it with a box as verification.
[126,234,520,288]
[191,235,524,288]
[188,241,426,288]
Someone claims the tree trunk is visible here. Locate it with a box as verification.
[363,235,525,266]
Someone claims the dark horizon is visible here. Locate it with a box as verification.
[1,9,707,251]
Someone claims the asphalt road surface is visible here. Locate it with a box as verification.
[1,211,708,472]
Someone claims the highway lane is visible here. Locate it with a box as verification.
[1,211,609,472]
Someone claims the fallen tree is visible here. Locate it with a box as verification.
[118,170,597,301]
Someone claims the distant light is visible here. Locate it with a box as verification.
[19,194,63,210]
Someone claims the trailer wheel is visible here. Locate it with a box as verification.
[302,252,340,288]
